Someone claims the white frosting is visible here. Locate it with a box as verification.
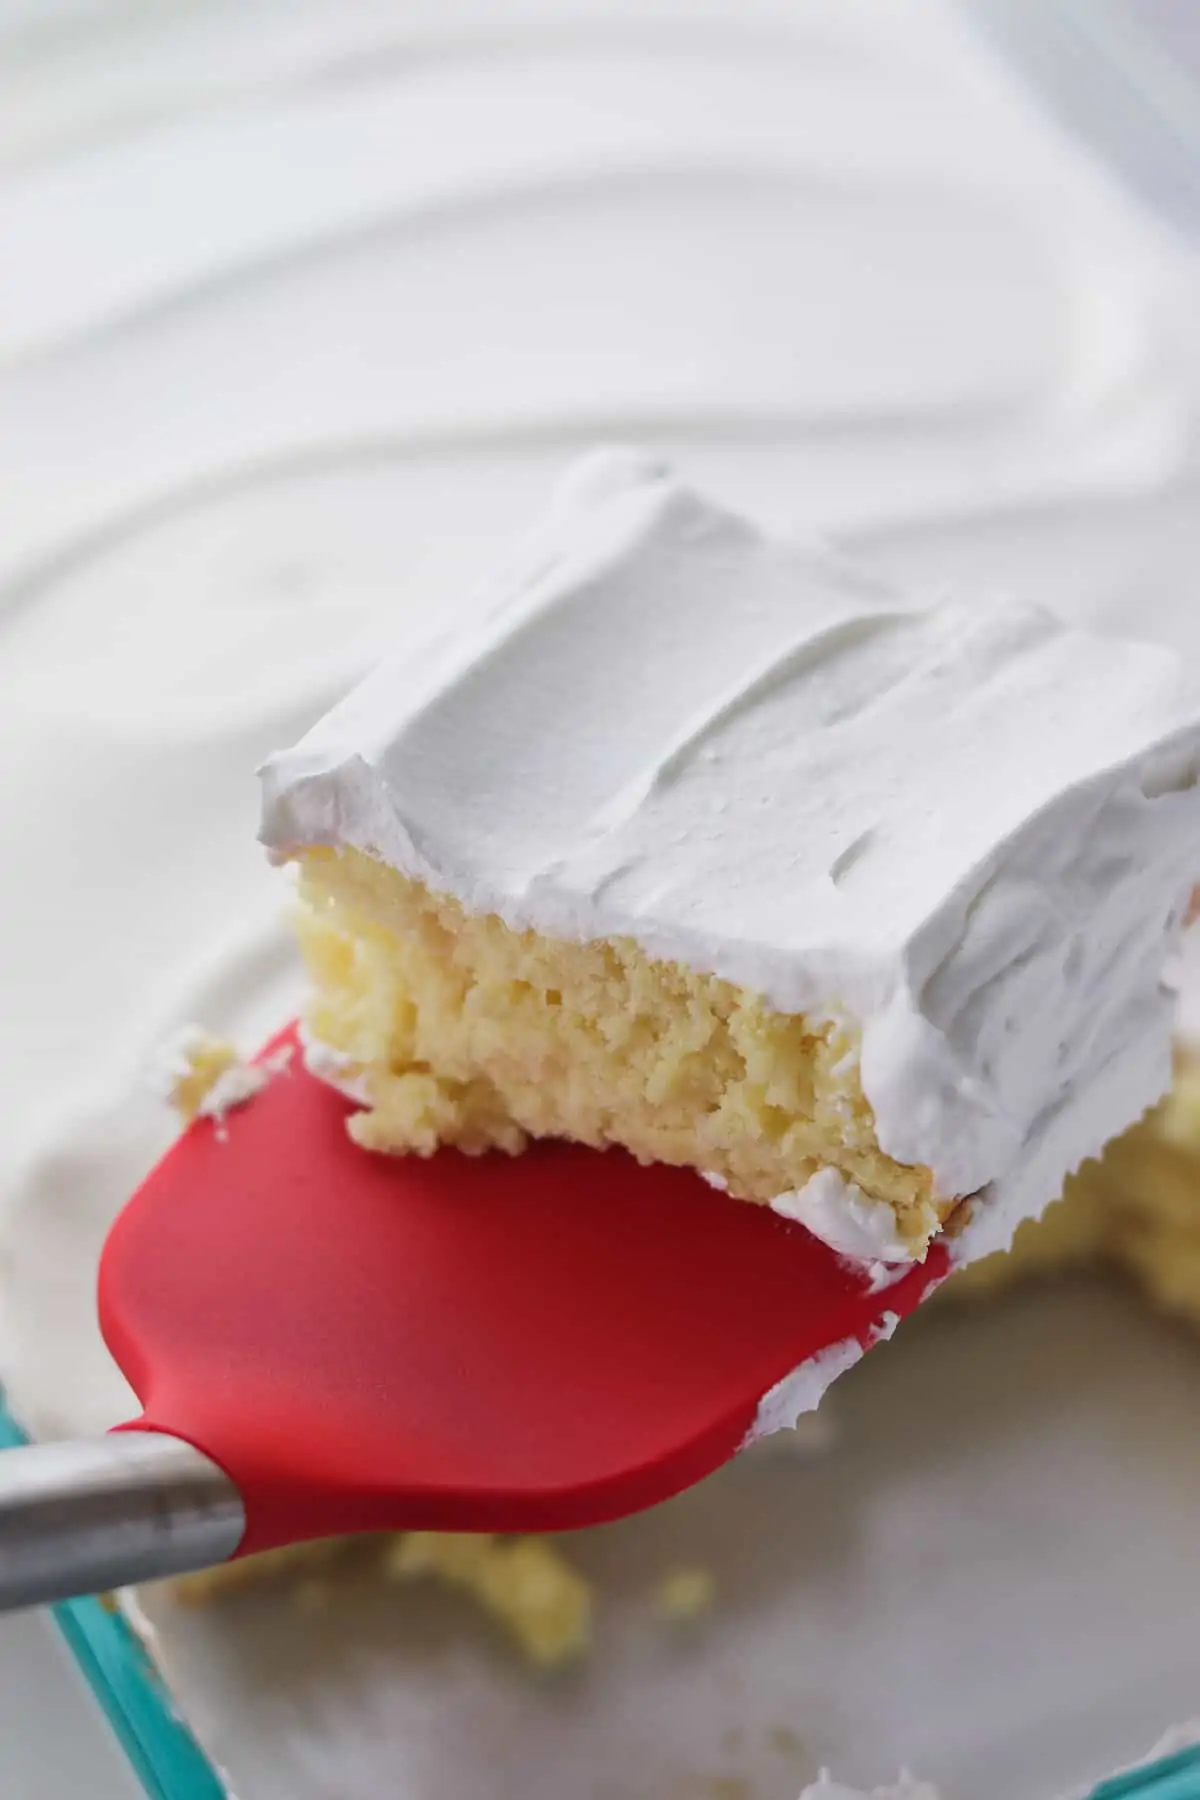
[297,1024,371,1107]
[950,1012,1174,1265]
[772,1171,912,1264]
[748,1336,868,1441]
[748,1303,912,1438]
[205,1041,294,1127]
[196,1059,271,1124]
[262,455,1200,1263]
[150,1026,295,1145]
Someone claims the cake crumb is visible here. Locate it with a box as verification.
[171,1537,350,1606]
[385,1532,592,1668]
[654,1566,716,1622]
[154,1025,291,1130]
[172,1528,591,1667]
[293,847,946,1250]
[157,1026,240,1121]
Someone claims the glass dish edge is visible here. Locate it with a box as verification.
[0,1396,225,1800]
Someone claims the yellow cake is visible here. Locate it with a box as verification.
[293,846,943,1249]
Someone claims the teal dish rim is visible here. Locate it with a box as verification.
[1091,1742,1200,1800]
[0,1399,225,1800]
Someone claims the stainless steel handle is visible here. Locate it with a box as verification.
[0,1432,245,1611]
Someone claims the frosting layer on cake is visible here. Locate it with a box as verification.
[262,453,1200,1262]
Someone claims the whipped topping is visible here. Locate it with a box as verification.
[262,453,1200,1264]
[198,1043,293,1128]
[297,1024,371,1107]
[748,1336,869,1441]
[772,1171,913,1264]
[747,1304,909,1437]
[194,1058,271,1124]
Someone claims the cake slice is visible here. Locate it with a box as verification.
[260,451,1200,1270]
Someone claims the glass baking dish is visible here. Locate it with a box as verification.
[2,6,1197,1798]
[0,1402,225,1800]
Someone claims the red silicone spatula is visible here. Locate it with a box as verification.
[0,1025,946,1610]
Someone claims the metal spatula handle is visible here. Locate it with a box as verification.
[0,1432,244,1610]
